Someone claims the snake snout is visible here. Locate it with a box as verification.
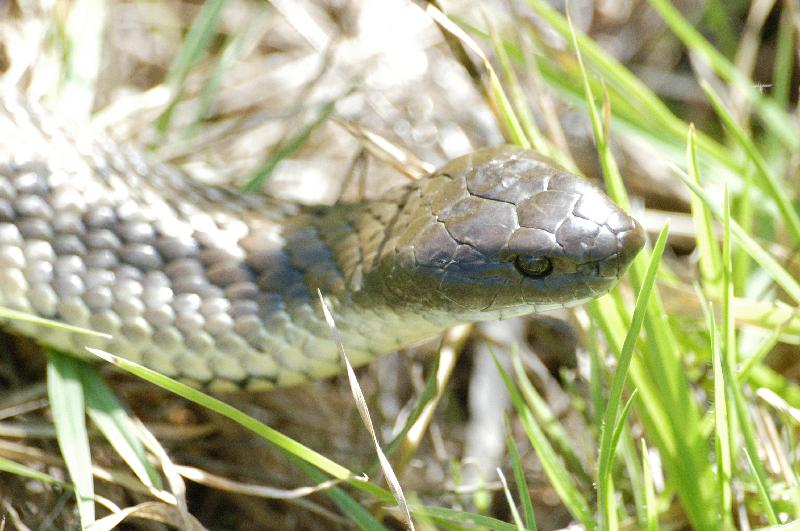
[596,214,645,279]
[618,218,645,266]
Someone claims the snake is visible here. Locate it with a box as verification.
[0,94,644,391]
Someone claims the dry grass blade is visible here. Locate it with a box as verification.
[496,467,525,530]
[757,389,800,425]
[175,464,350,499]
[334,119,434,179]
[396,324,469,470]
[87,501,206,531]
[426,4,529,148]
[131,413,192,529]
[317,289,415,531]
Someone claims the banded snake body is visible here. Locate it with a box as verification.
[0,95,644,390]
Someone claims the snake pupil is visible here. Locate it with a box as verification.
[514,255,552,278]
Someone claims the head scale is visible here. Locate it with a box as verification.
[364,146,644,321]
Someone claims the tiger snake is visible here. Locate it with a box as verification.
[0,95,644,391]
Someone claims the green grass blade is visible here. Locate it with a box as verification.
[156,0,226,133]
[47,350,95,527]
[717,191,779,522]
[771,6,795,108]
[485,16,532,149]
[674,167,800,305]
[0,307,110,338]
[511,355,591,484]
[296,459,388,531]
[243,96,339,192]
[86,348,392,503]
[709,299,733,523]
[598,225,669,531]
[79,364,162,489]
[700,80,800,243]
[566,10,628,211]
[410,505,522,531]
[717,188,736,524]
[646,0,800,150]
[493,353,593,527]
[185,11,270,139]
[505,418,536,531]
[640,439,658,531]
[0,455,73,489]
[588,291,711,529]
[687,124,722,292]
[744,449,779,525]
[609,391,638,472]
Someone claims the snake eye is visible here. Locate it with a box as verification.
[514,255,552,278]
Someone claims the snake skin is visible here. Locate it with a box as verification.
[0,95,644,390]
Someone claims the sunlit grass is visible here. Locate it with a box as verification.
[490,1,799,529]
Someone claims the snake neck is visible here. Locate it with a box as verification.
[280,183,457,343]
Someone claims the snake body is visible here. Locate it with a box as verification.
[0,96,644,390]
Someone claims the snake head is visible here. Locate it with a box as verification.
[374,146,644,321]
